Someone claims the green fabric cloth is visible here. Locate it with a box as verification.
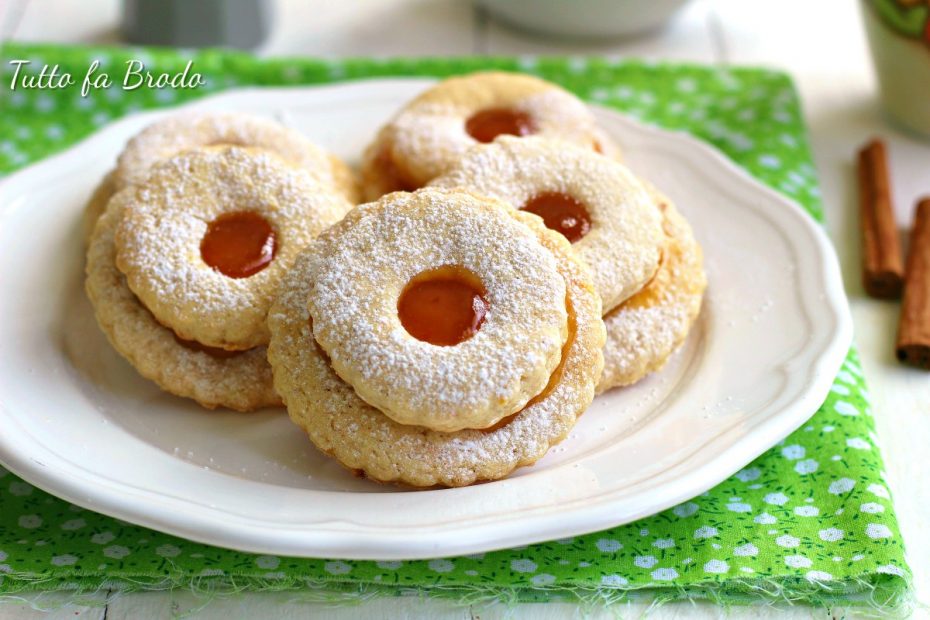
[0,43,913,613]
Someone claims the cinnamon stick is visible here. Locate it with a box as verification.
[896,199,930,369]
[858,139,904,298]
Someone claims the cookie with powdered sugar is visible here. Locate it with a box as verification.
[267,188,605,486]
[359,71,620,201]
[304,188,569,432]
[432,136,662,313]
[114,145,351,352]
[83,111,359,243]
[85,190,280,412]
[598,190,706,392]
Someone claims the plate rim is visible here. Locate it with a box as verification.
[0,80,853,559]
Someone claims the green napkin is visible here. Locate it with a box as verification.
[0,43,913,614]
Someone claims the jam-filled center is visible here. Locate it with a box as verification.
[521,192,592,243]
[200,211,276,278]
[398,266,489,346]
[465,108,535,143]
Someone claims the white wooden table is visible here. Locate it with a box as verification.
[2,0,928,618]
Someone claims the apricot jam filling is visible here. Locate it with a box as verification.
[465,108,535,143]
[521,192,592,243]
[398,266,489,346]
[200,211,276,278]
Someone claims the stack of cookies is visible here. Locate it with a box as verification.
[84,113,356,411]
[84,72,706,487]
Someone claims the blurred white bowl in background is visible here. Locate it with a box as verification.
[475,0,693,40]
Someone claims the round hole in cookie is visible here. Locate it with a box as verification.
[200,211,277,279]
[397,266,489,346]
[465,108,536,143]
[521,192,592,243]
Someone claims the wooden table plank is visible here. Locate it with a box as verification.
[11,0,478,56]
[0,0,29,42]
[0,593,105,620]
[10,0,119,45]
[105,591,472,620]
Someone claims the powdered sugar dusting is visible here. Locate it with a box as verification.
[386,72,598,186]
[85,192,279,411]
[306,188,568,432]
[431,135,664,312]
[266,211,605,487]
[115,111,337,191]
[598,199,705,392]
[115,146,349,350]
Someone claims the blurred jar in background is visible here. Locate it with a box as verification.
[861,0,930,137]
[122,0,271,49]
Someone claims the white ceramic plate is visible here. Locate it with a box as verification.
[0,80,851,560]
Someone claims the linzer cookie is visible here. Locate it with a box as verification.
[87,145,351,410]
[305,188,569,432]
[83,111,359,242]
[267,187,605,486]
[431,136,663,313]
[115,111,358,199]
[359,72,617,200]
[86,191,279,411]
[598,189,706,392]
[114,145,351,351]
